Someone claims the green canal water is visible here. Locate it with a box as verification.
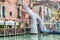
[0,34,60,40]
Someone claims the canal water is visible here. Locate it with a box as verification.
[0,34,60,40]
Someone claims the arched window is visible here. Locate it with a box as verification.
[10,12,12,16]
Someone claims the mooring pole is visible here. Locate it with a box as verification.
[14,21,16,36]
[4,20,6,37]
[24,22,26,34]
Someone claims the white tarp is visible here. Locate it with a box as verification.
[0,20,19,25]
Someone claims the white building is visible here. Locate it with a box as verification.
[57,2,60,11]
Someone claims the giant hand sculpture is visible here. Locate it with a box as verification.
[22,4,49,34]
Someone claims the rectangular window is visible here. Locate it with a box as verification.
[55,5,58,9]
[59,8,60,11]
[0,6,5,18]
[17,8,20,18]
[29,0,33,8]
[2,6,5,18]
[0,6,1,17]
[17,0,22,6]
[59,2,60,5]
[48,8,52,18]
[58,14,60,18]
[44,7,47,15]
[10,12,12,16]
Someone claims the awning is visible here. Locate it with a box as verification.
[0,20,4,25]
[0,20,19,25]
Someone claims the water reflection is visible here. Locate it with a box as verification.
[30,35,38,40]
[0,34,60,40]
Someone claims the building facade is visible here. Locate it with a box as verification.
[0,0,60,29]
[0,0,30,28]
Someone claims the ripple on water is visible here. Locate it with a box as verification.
[0,34,60,40]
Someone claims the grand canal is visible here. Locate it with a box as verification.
[0,34,60,40]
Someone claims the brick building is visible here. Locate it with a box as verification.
[0,0,60,29]
[0,0,30,28]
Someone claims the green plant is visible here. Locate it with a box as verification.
[17,22,21,28]
[17,25,20,28]
[25,23,29,27]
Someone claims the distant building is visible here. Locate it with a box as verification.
[57,2,60,11]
